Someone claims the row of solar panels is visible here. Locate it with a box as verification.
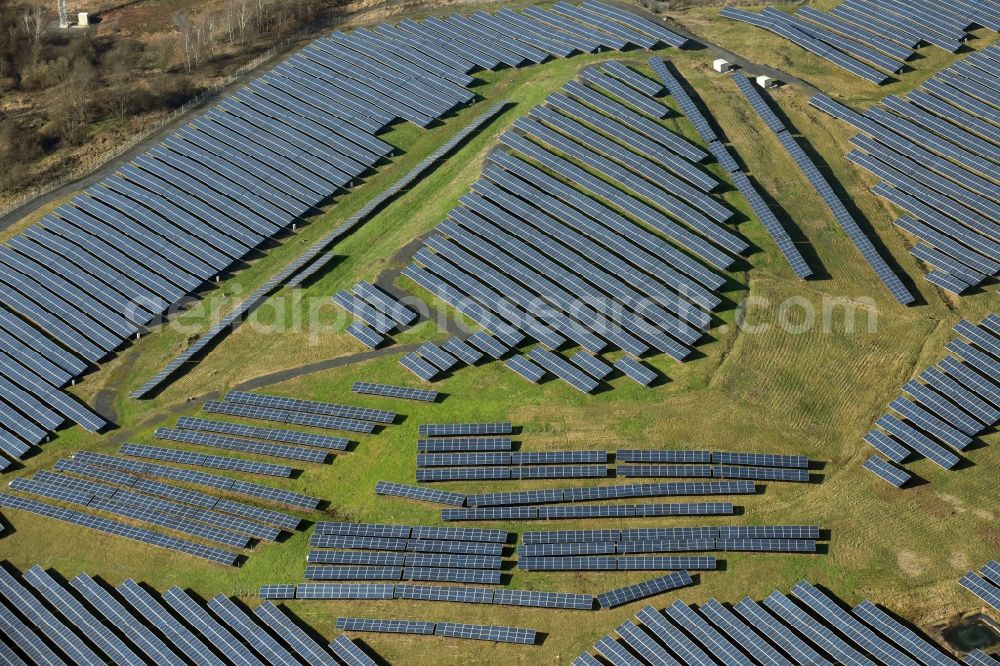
[0,1,687,456]
[0,563,378,666]
[414,447,808,469]
[336,281,419,350]
[575,579,971,666]
[863,316,999,487]
[517,534,821,556]
[732,74,915,303]
[126,99,511,398]
[263,571,693,611]
[0,444,321,564]
[443,502,736,520]
[523,525,821,543]
[960,560,1000,613]
[400,60,748,392]
[290,102,509,288]
[810,50,1000,296]
[337,617,537,645]
[416,464,808,483]
[376,478,757,509]
[723,0,996,84]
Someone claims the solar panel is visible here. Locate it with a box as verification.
[965,651,1000,666]
[520,542,619,557]
[405,540,503,556]
[119,443,294,477]
[419,423,513,437]
[295,584,394,600]
[208,594,299,666]
[616,539,716,554]
[712,452,809,468]
[734,596,827,666]
[617,556,717,570]
[203,400,377,433]
[699,598,792,666]
[418,438,513,452]
[959,572,1000,611]
[375,480,466,506]
[764,590,873,666]
[393,584,495,604]
[258,585,296,600]
[667,600,754,666]
[176,416,349,451]
[416,467,511,482]
[403,568,501,585]
[0,567,104,665]
[875,414,960,469]
[154,427,329,463]
[618,450,713,463]
[346,322,385,350]
[351,382,437,402]
[118,579,224,666]
[400,352,439,381]
[614,356,658,386]
[493,589,595,610]
[528,347,599,393]
[337,617,435,635]
[161,587,263,666]
[433,622,535,645]
[863,455,911,488]
[718,525,819,539]
[505,354,546,383]
[254,601,338,666]
[863,429,911,463]
[353,280,417,326]
[71,572,181,664]
[417,452,511,467]
[718,539,818,552]
[465,332,511,359]
[440,337,484,365]
[329,635,376,666]
[316,522,412,538]
[598,571,693,609]
[224,391,396,424]
[310,535,407,551]
[792,581,915,666]
[305,566,402,581]
[442,507,538,521]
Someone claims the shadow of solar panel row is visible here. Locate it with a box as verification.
[375,480,467,506]
[352,382,437,402]
[175,416,349,451]
[71,450,320,511]
[0,492,239,566]
[154,427,329,464]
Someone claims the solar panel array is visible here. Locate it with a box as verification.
[397,58,758,393]
[862,315,998,486]
[0,2,689,457]
[960,562,1000,612]
[576,579,960,664]
[810,52,1000,296]
[0,563,380,665]
[352,381,438,402]
[722,0,992,83]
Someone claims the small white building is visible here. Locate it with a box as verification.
[756,75,777,89]
[712,58,731,73]
[77,12,89,26]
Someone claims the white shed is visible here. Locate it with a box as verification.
[712,58,731,73]
[756,75,777,89]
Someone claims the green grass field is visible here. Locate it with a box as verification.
[0,4,997,663]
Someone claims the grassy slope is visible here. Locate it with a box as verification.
[0,7,998,664]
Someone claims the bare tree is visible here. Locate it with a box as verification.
[21,5,44,65]
[173,12,195,72]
